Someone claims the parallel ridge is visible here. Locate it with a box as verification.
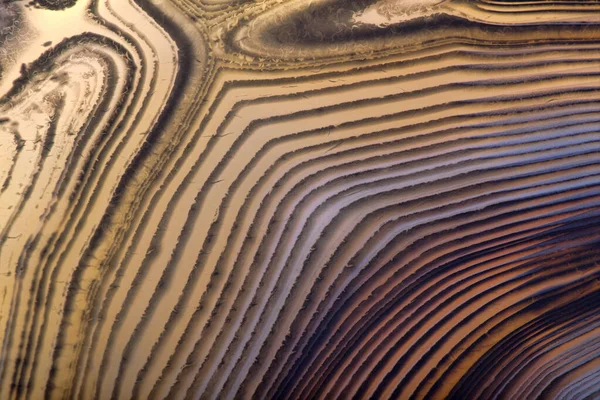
[1,0,600,399]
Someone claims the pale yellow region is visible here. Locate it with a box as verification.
[353,0,447,26]
[0,0,116,96]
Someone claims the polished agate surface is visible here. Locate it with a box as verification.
[1,0,600,398]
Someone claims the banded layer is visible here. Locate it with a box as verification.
[1,0,599,399]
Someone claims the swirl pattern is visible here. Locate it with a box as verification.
[1,0,600,399]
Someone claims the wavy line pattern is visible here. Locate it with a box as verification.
[1,0,600,399]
